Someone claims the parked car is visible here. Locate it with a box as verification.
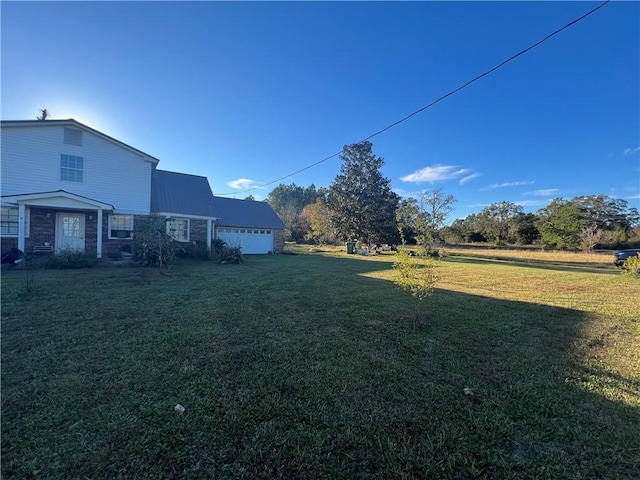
[613,248,640,267]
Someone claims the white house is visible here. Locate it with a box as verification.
[1,119,285,259]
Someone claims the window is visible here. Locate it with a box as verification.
[109,214,134,239]
[1,207,29,237]
[167,218,189,242]
[64,128,83,146]
[1,207,19,235]
[60,154,84,182]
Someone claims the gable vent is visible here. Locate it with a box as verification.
[64,128,83,146]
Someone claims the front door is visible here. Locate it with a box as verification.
[56,213,85,253]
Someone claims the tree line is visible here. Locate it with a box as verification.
[262,142,640,251]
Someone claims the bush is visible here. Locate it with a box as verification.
[211,238,243,264]
[42,249,93,269]
[622,253,640,278]
[132,217,176,267]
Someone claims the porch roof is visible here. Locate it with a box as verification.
[1,190,115,211]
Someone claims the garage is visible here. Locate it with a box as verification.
[216,227,275,254]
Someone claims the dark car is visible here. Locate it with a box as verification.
[613,248,640,267]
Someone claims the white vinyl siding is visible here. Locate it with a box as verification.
[109,214,134,239]
[167,218,189,242]
[1,125,153,214]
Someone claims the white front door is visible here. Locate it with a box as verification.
[56,213,85,253]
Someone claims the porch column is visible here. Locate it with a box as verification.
[207,219,213,251]
[97,208,103,259]
[17,203,26,252]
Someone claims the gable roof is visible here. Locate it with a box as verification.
[151,170,217,218]
[212,196,286,229]
[1,190,115,210]
[1,119,160,164]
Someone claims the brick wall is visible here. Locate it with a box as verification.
[274,229,284,253]
[189,219,209,246]
[25,208,57,253]
[0,237,18,253]
[101,214,148,258]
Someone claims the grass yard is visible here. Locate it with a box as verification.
[1,249,639,479]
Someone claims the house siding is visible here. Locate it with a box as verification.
[1,125,152,214]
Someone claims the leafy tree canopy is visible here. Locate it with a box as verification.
[327,142,399,245]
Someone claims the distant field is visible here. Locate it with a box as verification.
[1,249,638,479]
[444,246,614,268]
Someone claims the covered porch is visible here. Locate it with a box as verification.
[1,191,114,259]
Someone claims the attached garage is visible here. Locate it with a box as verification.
[212,196,286,254]
[216,227,275,254]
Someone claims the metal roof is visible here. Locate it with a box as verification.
[151,170,217,217]
[212,196,286,229]
[151,170,285,229]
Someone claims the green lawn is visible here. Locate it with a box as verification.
[2,250,639,479]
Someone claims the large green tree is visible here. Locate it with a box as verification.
[327,142,399,246]
[301,197,336,245]
[536,195,639,250]
[396,197,420,244]
[477,201,523,245]
[266,183,325,241]
[536,198,583,249]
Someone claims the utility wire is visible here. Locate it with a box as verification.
[217,0,610,196]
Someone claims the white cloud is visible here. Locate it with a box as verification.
[484,181,535,190]
[533,188,559,196]
[227,178,261,190]
[515,199,548,207]
[400,164,472,184]
[459,173,481,185]
[623,146,640,155]
[627,193,640,200]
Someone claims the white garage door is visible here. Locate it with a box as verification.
[216,228,274,254]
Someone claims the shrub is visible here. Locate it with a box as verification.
[132,217,176,267]
[622,253,640,278]
[42,249,93,269]
[211,238,243,264]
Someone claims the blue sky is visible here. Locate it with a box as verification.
[2,1,639,220]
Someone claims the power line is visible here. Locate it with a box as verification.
[216,0,611,196]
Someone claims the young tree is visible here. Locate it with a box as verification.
[393,229,438,327]
[327,142,399,246]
